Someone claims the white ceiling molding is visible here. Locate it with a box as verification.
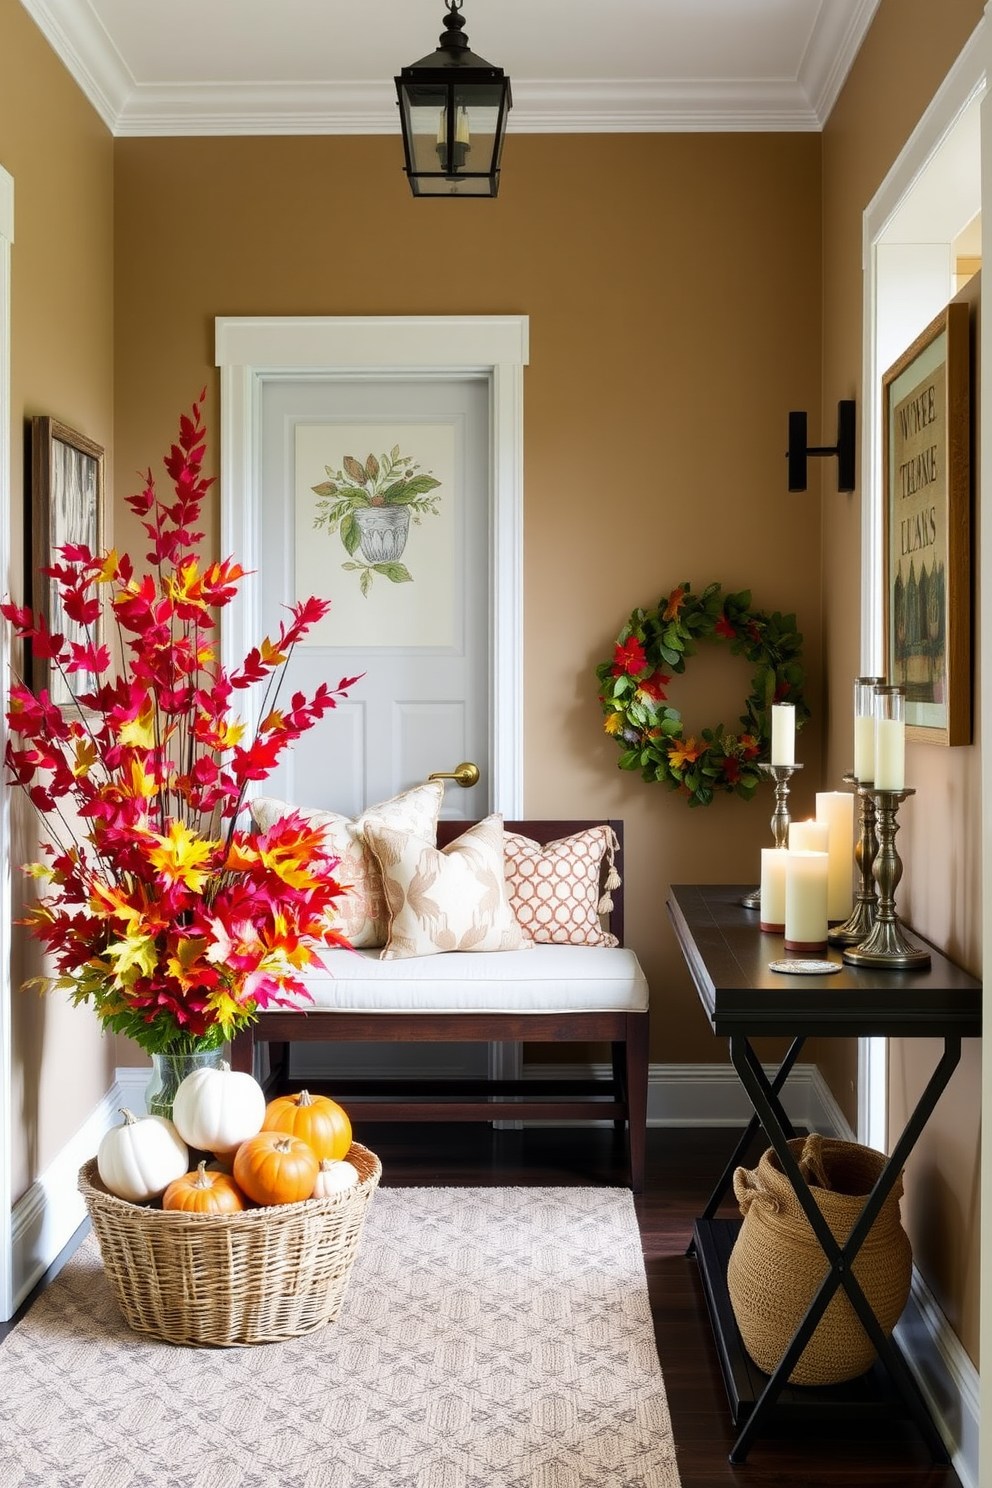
[801,0,880,124]
[20,0,881,137]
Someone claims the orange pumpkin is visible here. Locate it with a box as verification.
[261,1089,352,1162]
[162,1160,247,1214]
[233,1131,320,1206]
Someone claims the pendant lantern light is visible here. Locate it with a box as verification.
[395,0,511,197]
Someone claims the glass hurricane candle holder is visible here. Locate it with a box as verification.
[874,684,906,792]
[853,676,884,783]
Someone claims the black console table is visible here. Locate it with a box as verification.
[667,882,981,1466]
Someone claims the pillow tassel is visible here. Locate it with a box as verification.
[598,827,622,912]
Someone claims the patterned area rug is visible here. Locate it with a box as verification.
[0,1186,680,1488]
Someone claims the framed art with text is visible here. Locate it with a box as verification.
[882,299,971,746]
[30,416,105,707]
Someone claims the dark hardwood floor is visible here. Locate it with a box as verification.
[3,1121,964,1488]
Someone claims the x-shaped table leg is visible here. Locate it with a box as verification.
[726,1032,959,1465]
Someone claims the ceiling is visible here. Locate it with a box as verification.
[21,0,881,137]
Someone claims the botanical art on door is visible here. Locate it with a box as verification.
[295,422,457,649]
[310,444,442,596]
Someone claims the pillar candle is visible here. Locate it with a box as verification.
[789,818,829,854]
[816,790,855,922]
[784,850,829,951]
[875,717,905,790]
[854,713,875,781]
[759,848,788,931]
[771,704,795,767]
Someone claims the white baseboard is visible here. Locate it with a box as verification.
[9,1059,978,1488]
[10,1084,120,1310]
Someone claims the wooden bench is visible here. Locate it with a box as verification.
[231,820,649,1190]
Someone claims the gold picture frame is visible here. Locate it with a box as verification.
[30,417,105,707]
[882,299,971,746]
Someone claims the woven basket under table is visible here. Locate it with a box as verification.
[78,1142,381,1347]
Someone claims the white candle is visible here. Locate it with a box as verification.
[784,850,829,950]
[854,714,875,781]
[759,848,788,931]
[816,791,855,922]
[789,818,829,854]
[875,717,905,790]
[771,704,795,767]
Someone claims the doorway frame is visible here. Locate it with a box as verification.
[214,314,527,814]
[0,163,14,1322]
[859,27,986,1156]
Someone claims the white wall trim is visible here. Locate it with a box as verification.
[9,1082,120,1310]
[0,161,14,1324]
[214,315,528,816]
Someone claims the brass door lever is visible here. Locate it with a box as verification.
[428,762,480,788]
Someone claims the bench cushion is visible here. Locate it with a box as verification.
[288,945,648,1015]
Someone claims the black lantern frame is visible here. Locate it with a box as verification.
[395,0,512,198]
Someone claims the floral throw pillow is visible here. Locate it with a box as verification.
[503,825,621,946]
[249,780,445,949]
[362,813,532,960]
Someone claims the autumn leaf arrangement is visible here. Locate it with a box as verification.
[596,581,808,808]
[2,394,358,1056]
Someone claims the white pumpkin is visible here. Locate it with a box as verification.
[311,1158,360,1197]
[97,1108,189,1202]
[171,1060,266,1154]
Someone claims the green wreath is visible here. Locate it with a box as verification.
[596,581,809,808]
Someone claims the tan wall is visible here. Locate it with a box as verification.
[0,0,116,1200]
[111,129,824,1075]
[820,0,985,1364]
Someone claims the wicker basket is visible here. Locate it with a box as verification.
[726,1133,912,1386]
[78,1141,381,1347]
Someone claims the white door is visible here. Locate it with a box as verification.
[257,375,489,821]
[216,316,527,1085]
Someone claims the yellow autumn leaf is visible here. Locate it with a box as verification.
[73,737,99,777]
[261,636,288,666]
[104,932,160,982]
[668,736,703,770]
[118,696,157,750]
[146,820,215,891]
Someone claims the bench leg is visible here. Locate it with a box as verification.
[625,1012,649,1193]
[230,1028,254,1075]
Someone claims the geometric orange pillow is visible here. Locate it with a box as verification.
[503,825,621,946]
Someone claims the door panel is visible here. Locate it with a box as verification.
[257,375,489,820]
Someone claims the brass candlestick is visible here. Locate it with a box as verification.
[842,787,931,970]
[741,762,803,910]
[828,773,878,946]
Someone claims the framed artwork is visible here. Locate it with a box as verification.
[882,299,971,745]
[30,417,105,707]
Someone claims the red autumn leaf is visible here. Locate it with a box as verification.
[612,636,647,678]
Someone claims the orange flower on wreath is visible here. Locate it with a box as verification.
[668,737,703,770]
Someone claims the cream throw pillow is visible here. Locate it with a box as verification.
[363,814,532,960]
[503,825,621,946]
[249,780,445,949]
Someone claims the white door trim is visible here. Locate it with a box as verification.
[858,23,985,1157]
[214,315,528,815]
[0,162,15,1321]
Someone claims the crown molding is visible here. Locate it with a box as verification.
[109,78,824,138]
[800,0,881,125]
[21,0,882,137]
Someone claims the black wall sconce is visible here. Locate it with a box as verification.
[787,400,856,492]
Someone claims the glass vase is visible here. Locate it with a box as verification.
[144,1048,224,1123]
